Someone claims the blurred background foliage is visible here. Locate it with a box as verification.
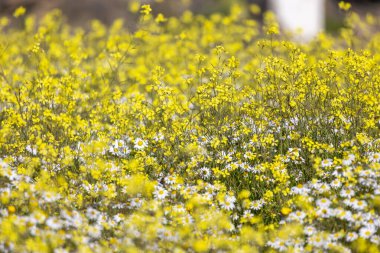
[0,0,380,32]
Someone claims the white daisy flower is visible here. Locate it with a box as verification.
[164,175,176,185]
[26,145,38,155]
[231,213,239,221]
[109,139,130,157]
[2,168,19,181]
[335,208,353,221]
[369,152,380,163]
[342,154,355,166]
[221,195,236,211]
[342,159,352,166]
[199,166,211,179]
[352,200,367,210]
[157,228,176,241]
[153,133,164,141]
[316,198,332,208]
[130,198,143,208]
[343,198,355,208]
[359,226,375,239]
[288,211,306,222]
[32,211,47,224]
[250,200,263,210]
[198,136,209,145]
[321,158,333,167]
[316,207,333,218]
[242,210,254,220]
[113,214,123,224]
[316,183,331,194]
[88,225,102,238]
[43,191,61,203]
[182,214,194,224]
[330,179,342,189]
[120,146,131,156]
[69,212,82,228]
[134,138,148,150]
[154,186,168,200]
[330,232,344,241]
[0,159,8,169]
[269,239,287,252]
[346,232,358,242]
[370,235,380,245]
[308,234,329,248]
[46,217,63,230]
[291,184,310,195]
[340,188,355,198]
[86,207,100,220]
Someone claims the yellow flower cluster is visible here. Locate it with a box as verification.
[1,3,380,252]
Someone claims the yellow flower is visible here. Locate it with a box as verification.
[155,13,167,23]
[281,207,292,216]
[140,4,152,16]
[8,205,16,214]
[339,1,351,11]
[13,6,26,18]
[193,239,209,252]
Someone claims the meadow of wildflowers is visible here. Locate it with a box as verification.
[1,3,380,252]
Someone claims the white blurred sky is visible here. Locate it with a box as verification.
[270,0,325,40]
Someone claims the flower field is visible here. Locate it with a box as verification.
[1,4,380,252]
